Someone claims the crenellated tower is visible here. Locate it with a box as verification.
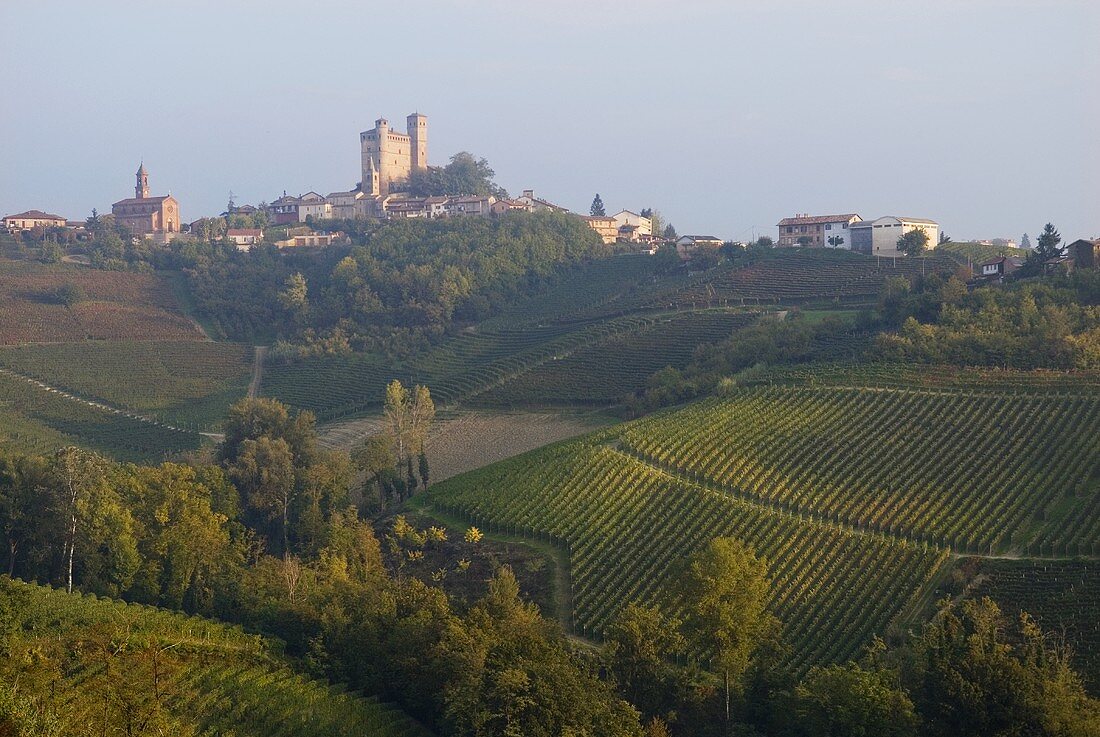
[360,113,427,197]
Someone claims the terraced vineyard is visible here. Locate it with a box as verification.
[1,579,430,737]
[0,340,253,429]
[427,367,1100,672]
[0,368,200,461]
[264,311,756,418]
[618,384,1100,555]
[430,441,948,670]
[0,258,205,344]
[965,558,1100,689]
[481,310,757,406]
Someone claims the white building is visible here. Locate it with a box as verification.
[612,210,652,239]
[296,192,331,222]
[849,216,939,257]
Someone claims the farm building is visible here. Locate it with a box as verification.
[776,213,862,248]
[849,216,939,257]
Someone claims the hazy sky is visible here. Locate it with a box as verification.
[2,0,1097,242]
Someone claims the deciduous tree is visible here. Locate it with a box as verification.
[676,537,775,724]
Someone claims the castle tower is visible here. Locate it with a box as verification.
[407,112,427,173]
[135,162,149,199]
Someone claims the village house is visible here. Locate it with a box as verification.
[514,189,568,213]
[581,215,619,244]
[776,213,862,248]
[226,228,263,250]
[849,216,939,257]
[977,256,1024,281]
[296,192,331,221]
[612,210,653,241]
[490,198,530,215]
[1067,239,1100,269]
[274,232,344,248]
[111,163,181,243]
[675,235,724,260]
[3,209,68,233]
[268,194,300,225]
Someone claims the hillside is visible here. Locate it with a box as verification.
[0,259,205,344]
[0,340,254,430]
[425,365,1100,675]
[0,578,430,737]
[263,249,954,418]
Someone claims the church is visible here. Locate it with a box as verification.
[111,163,181,242]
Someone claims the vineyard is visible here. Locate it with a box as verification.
[426,366,1100,671]
[936,240,1031,264]
[0,579,430,737]
[429,440,948,671]
[0,369,201,461]
[0,259,205,344]
[264,310,760,418]
[964,558,1100,688]
[617,383,1100,555]
[480,310,758,406]
[0,340,254,429]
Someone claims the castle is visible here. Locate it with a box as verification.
[360,113,428,196]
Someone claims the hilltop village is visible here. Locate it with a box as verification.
[6,113,1098,276]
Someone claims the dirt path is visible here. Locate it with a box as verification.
[318,410,614,482]
[0,366,196,437]
[247,346,267,399]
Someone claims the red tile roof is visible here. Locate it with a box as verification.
[3,209,67,221]
[112,196,172,206]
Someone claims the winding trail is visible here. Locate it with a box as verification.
[247,346,267,399]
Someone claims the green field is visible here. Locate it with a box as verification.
[0,369,201,461]
[426,367,1100,673]
[0,340,254,430]
[0,578,430,737]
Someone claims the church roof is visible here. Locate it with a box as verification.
[136,162,147,175]
[112,195,173,207]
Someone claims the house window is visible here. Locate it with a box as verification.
[825,224,832,230]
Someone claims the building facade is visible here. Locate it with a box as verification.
[2,210,68,232]
[581,215,619,244]
[612,210,653,240]
[849,216,939,257]
[360,113,428,196]
[776,214,862,248]
[111,163,180,241]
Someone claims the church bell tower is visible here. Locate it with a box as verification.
[135,162,150,199]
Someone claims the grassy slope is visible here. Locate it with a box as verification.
[0,579,431,737]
